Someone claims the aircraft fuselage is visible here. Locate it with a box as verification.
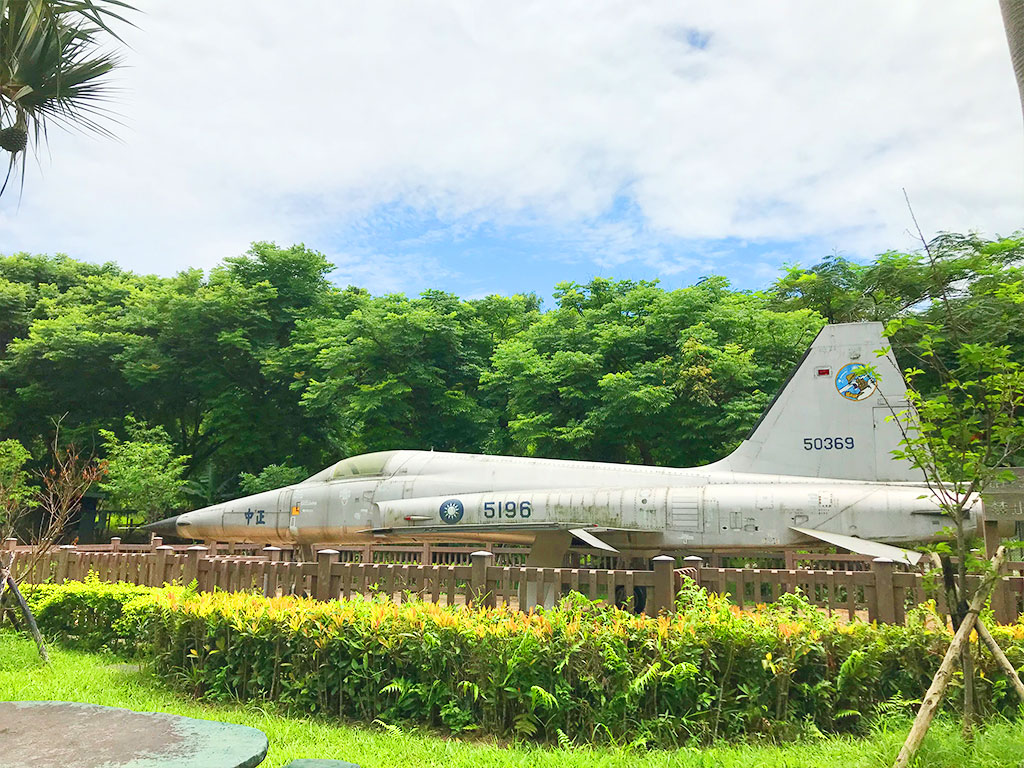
[158,450,955,553]
[148,323,979,563]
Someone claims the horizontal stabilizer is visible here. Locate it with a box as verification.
[791,526,922,566]
[568,528,619,552]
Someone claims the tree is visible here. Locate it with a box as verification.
[292,289,514,456]
[887,324,1024,760]
[486,277,821,465]
[0,247,342,498]
[887,316,1024,587]
[99,418,189,522]
[238,463,308,496]
[768,235,1024,330]
[0,437,31,539]
[0,0,136,195]
[882,231,1024,764]
[1,424,104,664]
[768,253,873,323]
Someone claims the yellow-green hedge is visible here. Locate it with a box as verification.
[20,579,1024,745]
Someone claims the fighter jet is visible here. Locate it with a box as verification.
[147,322,967,574]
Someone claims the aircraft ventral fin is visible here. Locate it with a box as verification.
[790,526,922,566]
[568,528,618,552]
[362,524,625,551]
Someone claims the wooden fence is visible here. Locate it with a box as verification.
[6,544,673,613]
[7,539,1024,623]
[5,537,912,570]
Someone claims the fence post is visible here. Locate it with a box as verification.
[651,555,676,614]
[470,551,494,608]
[421,542,432,565]
[263,545,282,562]
[153,545,174,586]
[682,554,704,584]
[56,544,75,583]
[992,572,1016,624]
[872,557,897,624]
[3,537,16,552]
[983,518,1015,624]
[110,536,121,553]
[316,549,340,602]
[184,545,208,586]
[150,536,163,551]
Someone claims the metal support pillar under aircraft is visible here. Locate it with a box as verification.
[523,531,571,610]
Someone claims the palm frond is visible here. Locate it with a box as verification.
[0,0,135,196]
[0,1,136,42]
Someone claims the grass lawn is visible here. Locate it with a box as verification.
[2,632,1024,767]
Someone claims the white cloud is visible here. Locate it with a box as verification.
[0,1,1020,291]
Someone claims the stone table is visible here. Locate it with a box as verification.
[0,701,268,768]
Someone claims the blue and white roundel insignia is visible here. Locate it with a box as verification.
[439,498,464,524]
[835,363,877,402]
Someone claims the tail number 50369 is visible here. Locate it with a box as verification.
[803,437,855,450]
[483,501,532,519]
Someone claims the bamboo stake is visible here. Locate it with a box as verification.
[893,546,1006,768]
[0,554,49,664]
[976,618,1024,704]
[4,574,48,663]
[962,645,975,739]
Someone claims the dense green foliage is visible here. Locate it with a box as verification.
[0,232,1021,516]
[9,633,1024,768]
[0,436,32,533]
[19,579,1024,746]
[99,418,189,522]
[238,464,310,496]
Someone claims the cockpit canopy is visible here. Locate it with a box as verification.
[302,451,401,484]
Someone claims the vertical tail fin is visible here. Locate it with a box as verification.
[716,322,922,482]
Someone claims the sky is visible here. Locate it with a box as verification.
[0,1,1021,301]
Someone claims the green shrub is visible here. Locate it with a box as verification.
[14,579,1024,746]
[22,575,161,652]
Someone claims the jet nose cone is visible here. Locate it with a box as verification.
[143,514,182,538]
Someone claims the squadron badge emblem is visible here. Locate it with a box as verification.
[834,363,877,402]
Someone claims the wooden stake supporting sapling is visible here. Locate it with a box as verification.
[0,552,48,664]
[893,546,1006,768]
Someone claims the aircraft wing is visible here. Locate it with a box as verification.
[790,526,923,566]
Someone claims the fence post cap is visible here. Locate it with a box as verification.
[186,545,209,552]
[155,545,175,551]
[872,557,895,564]
[682,555,704,562]
[470,550,494,557]
[318,548,340,554]
[652,555,676,562]
[262,545,282,551]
